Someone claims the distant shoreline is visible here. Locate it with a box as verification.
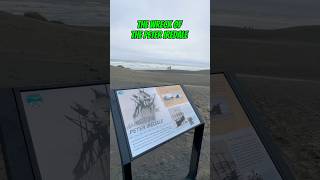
[0,10,108,86]
[110,60,209,72]
[0,10,108,29]
[110,65,209,75]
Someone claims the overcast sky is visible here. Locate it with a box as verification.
[212,0,320,29]
[110,0,210,67]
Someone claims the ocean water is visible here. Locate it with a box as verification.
[111,60,209,71]
[0,0,108,26]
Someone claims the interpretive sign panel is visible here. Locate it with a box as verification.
[0,82,109,180]
[211,73,295,180]
[115,85,202,158]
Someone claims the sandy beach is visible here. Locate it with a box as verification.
[0,11,108,88]
[110,66,210,179]
[235,75,320,180]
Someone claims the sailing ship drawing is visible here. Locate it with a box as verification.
[65,88,109,180]
[129,89,157,128]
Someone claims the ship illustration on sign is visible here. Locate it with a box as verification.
[129,89,158,128]
[65,88,108,180]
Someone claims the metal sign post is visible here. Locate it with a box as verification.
[186,124,205,180]
[120,125,205,180]
[122,163,132,180]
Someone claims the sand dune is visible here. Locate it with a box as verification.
[212,25,320,80]
[213,25,320,43]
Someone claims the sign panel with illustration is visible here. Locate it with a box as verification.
[116,85,201,158]
[20,85,109,180]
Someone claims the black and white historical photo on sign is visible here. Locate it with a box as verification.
[116,85,201,157]
[21,85,109,180]
[169,106,187,127]
[169,106,195,127]
[212,96,232,120]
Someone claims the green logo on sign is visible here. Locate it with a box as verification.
[26,94,43,107]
